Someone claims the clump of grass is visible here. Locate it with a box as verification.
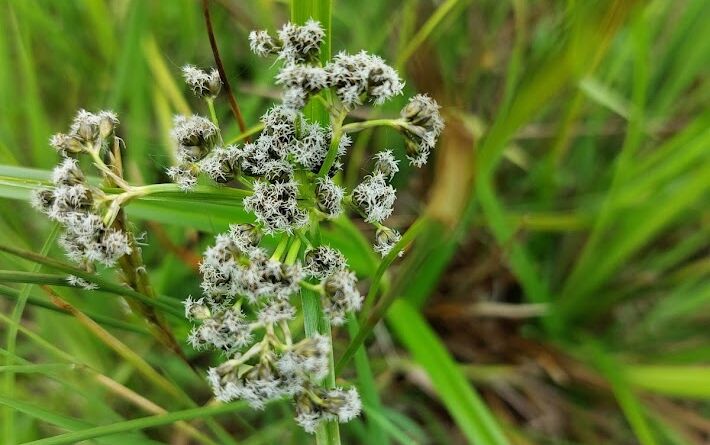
[0,0,708,444]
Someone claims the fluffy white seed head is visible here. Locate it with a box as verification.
[188,307,253,354]
[49,133,82,156]
[304,246,347,279]
[373,150,400,181]
[323,270,362,325]
[400,94,444,167]
[243,181,308,234]
[326,51,404,108]
[249,30,279,57]
[69,109,119,143]
[277,19,324,63]
[374,226,403,257]
[315,176,344,218]
[171,115,219,163]
[199,145,242,183]
[182,65,222,98]
[52,158,85,186]
[258,300,296,324]
[277,334,330,381]
[352,173,397,223]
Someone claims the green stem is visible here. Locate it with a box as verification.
[87,148,131,190]
[317,109,347,177]
[341,118,403,134]
[271,236,290,261]
[285,237,302,265]
[224,123,264,145]
[206,97,220,130]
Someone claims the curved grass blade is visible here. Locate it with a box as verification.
[387,299,509,445]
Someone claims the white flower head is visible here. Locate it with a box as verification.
[400,94,444,167]
[323,270,362,325]
[49,133,82,156]
[227,223,262,253]
[30,189,55,214]
[58,215,131,267]
[171,115,219,163]
[295,410,323,434]
[294,386,361,433]
[249,30,279,57]
[373,150,400,181]
[243,180,308,234]
[209,359,297,409]
[199,145,241,183]
[325,51,404,109]
[315,176,344,218]
[52,158,85,186]
[49,184,92,219]
[99,228,133,266]
[69,109,119,143]
[278,334,330,381]
[328,387,362,422]
[352,172,396,223]
[258,300,296,324]
[188,307,253,354]
[277,19,324,63]
[182,65,221,98]
[304,246,347,279]
[276,65,328,110]
[374,226,403,258]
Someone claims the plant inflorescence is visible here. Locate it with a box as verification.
[31,18,442,435]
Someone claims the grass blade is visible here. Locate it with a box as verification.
[387,299,509,445]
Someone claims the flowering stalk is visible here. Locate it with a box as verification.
[31,12,444,441]
[162,17,444,437]
[32,111,185,360]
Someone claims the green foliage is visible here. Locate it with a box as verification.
[0,0,707,444]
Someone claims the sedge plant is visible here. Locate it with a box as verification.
[27,17,442,441]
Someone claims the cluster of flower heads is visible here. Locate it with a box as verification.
[32,111,132,273]
[251,20,404,111]
[185,225,362,432]
[173,19,444,434]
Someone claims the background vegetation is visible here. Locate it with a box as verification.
[0,0,708,444]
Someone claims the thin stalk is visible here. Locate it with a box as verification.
[225,123,265,145]
[271,235,290,261]
[0,245,183,317]
[285,237,302,265]
[201,0,248,135]
[206,97,220,129]
[341,118,403,134]
[317,108,347,177]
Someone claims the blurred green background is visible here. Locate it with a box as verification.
[0,0,708,444]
